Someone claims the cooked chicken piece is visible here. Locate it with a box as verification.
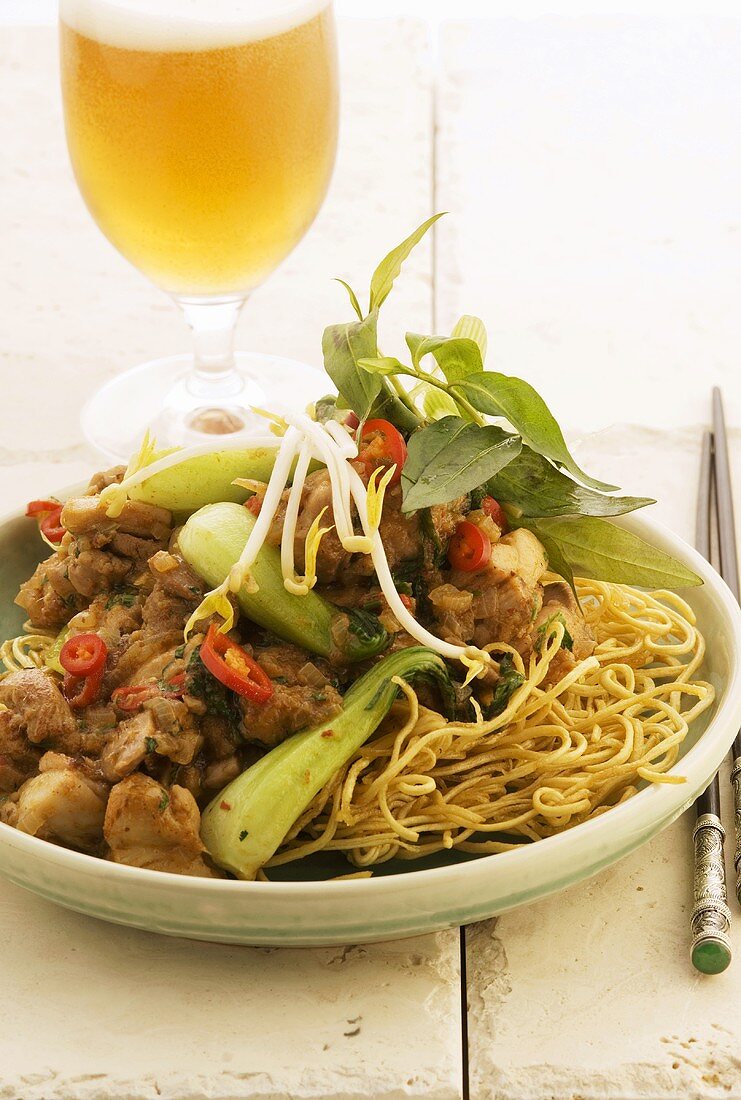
[109,532,167,563]
[85,466,126,496]
[350,484,423,580]
[0,709,40,793]
[60,497,172,542]
[140,558,204,636]
[429,496,470,543]
[442,528,548,654]
[534,581,596,685]
[201,714,240,760]
[203,755,241,790]
[105,632,183,690]
[0,795,19,827]
[470,575,544,654]
[268,468,352,584]
[100,712,156,781]
[100,699,202,782]
[15,558,82,627]
[104,773,218,877]
[66,548,133,599]
[142,697,202,765]
[14,752,107,851]
[240,642,343,748]
[427,583,475,646]
[0,669,80,753]
[486,528,548,588]
[66,593,143,651]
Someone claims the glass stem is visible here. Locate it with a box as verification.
[178,295,247,400]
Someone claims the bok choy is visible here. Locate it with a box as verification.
[201,646,451,879]
[178,502,389,663]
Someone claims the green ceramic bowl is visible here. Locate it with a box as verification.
[1,503,739,945]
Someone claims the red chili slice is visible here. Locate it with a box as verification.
[162,672,186,698]
[59,632,108,677]
[355,418,407,487]
[63,667,104,709]
[200,625,273,704]
[481,496,509,532]
[448,520,492,573]
[111,684,160,712]
[39,506,66,544]
[26,499,59,517]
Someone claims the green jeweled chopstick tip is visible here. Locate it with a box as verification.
[691,937,732,975]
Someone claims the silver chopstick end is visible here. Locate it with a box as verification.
[732,756,741,905]
[690,813,732,974]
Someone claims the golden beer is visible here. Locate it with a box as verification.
[60,1,338,295]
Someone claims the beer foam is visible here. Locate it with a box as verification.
[60,0,331,51]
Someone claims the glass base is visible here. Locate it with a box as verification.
[81,352,326,463]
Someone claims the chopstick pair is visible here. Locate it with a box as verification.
[690,388,741,974]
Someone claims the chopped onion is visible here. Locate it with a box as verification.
[150,550,179,574]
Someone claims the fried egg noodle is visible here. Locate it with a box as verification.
[267,577,714,869]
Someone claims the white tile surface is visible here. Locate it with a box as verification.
[436,17,741,434]
[0,21,463,1100]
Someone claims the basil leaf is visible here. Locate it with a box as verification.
[456,372,618,492]
[405,332,483,383]
[451,315,488,361]
[401,416,522,512]
[357,356,408,377]
[334,278,364,322]
[421,384,460,420]
[322,312,381,420]
[369,212,445,313]
[486,446,654,518]
[533,516,702,588]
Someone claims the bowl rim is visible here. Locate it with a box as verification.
[2,496,740,898]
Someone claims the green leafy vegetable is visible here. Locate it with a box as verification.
[455,372,617,493]
[451,315,488,361]
[105,587,139,610]
[186,649,242,734]
[334,278,363,321]
[401,416,521,512]
[485,654,525,718]
[405,332,483,383]
[323,313,420,434]
[201,646,451,879]
[535,613,574,653]
[369,213,445,313]
[357,356,407,377]
[533,516,702,589]
[322,311,382,421]
[486,446,654,518]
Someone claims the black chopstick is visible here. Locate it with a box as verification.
[690,430,732,974]
[711,388,741,906]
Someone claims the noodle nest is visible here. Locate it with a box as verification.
[269,578,714,870]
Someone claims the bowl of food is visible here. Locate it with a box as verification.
[1,221,739,945]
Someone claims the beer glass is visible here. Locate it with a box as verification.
[59,0,339,458]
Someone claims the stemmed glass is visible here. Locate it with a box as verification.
[59,0,339,460]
